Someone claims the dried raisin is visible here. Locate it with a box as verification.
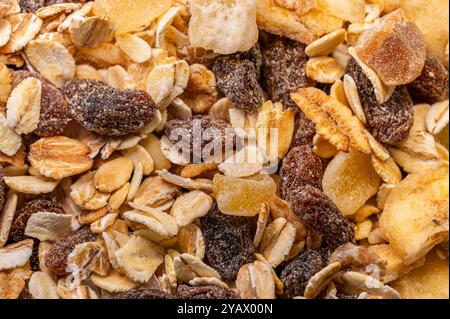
[280,249,325,298]
[44,226,97,276]
[286,186,355,250]
[291,111,316,148]
[232,44,263,79]
[408,55,449,104]
[63,79,156,136]
[164,115,236,162]
[279,146,323,199]
[261,36,312,109]
[200,204,254,281]
[176,285,239,299]
[114,289,175,299]
[212,55,264,113]
[13,71,71,137]
[346,58,413,145]
[328,243,386,277]
[0,165,5,213]
[9,195,65,243]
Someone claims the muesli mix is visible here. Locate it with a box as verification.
[0,0,448,299]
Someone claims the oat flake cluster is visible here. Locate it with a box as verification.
[0,0,449,300]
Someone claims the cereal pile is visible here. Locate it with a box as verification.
[0,0,448,299]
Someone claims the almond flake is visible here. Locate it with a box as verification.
[4,175,58,194]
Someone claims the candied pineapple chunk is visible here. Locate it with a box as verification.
[213,174,277,217]
[189,0,259,54]
[380,167,449,265]
[322,150,381,216]
[93,0,172,34]
[391,251,449,299]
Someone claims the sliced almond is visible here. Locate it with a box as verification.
[116,33,151,63]
[25,38,75,88]
[343,74,366,124]
[25,211,72,241]
[0,239,33,271]
[0,13,43,54]
[29,271,59,299]
[29,136,93,180]
[4,175,58,194]
[170,190,213,227]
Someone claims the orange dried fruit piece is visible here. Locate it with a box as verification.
[322,150,381,216]
[380,167,449,265]
[213,174,277,217]
[29,136,93,180]
[93,0,172,35]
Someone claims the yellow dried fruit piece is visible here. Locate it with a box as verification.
[93,0,172,35]
[94,157,133,193]
[189,0,259,54]
[213,174,277,217]
[29,136,93,180]
[322,150,381,216]
[380,167,449,265]
[391,250,448,299]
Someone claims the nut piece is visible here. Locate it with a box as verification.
[115,235,165,283]
[188,0,258,55]
[29,136,93,180]
[0,239,33,271]
[63,79,156,136]
[94,157,133,193]
[355,9,426,85]
[236,261,276,299]
[24,38,75,88]
[170,190,213,227]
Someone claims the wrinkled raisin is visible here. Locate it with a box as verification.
[291,111,316,148]
[261,36,312,109]
[176,285,240,299]
[18,286,33,299]
[212,56,264,113]
[30,239,40,271]
[63,79,156,136]
[114,289,175,299]
[45,226,97,276]
[20,0,85,12]
[279,146,323,199]
[164,115,236,162]
[201,204,254,281]
[329,243,386,277]
[280,249,325,298]
[232,44,263,79]
[408,55,449,103]
[9,195,65,243]
[286,186,355,250]
[13,71,71,137]
[346,58,413,145]
[0,165,5,213]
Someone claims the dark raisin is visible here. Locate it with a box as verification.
[164,115,236,162]
[20,0,85,12]
[0,165,6,213]
[408,55,449,103]
[9,195,65,243]
[45,226,97,276]
[212,56,264,113]
[63,79,156,136]
[30,239,40,271]
[346,58,414,145]
[291,111,316,148]
[279,146,323,199]
[114,289,175,299]
[328,243,386,277]
[18,286,33,299]
[176,285,240,299]
[280,249,325,298]
[13,71,71,137]
[200,204,254,281]
[261,36,312,109]
[232,44,263,79]
[286,186,355,250]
